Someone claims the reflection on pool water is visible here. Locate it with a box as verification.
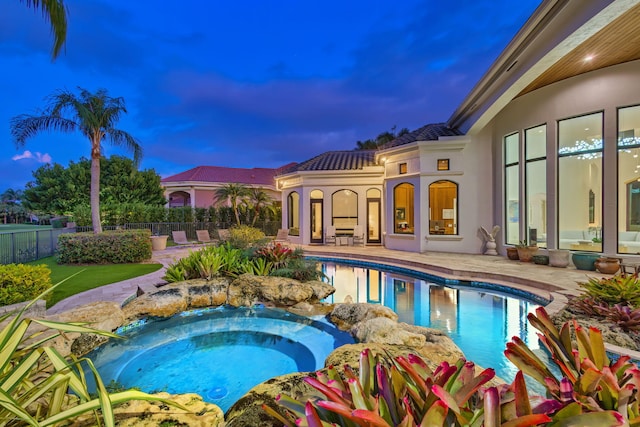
[87,306,353,411]
[318,260,549,385]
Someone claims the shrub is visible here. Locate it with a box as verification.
[578,274,640,307]
[227,225,268,249]
[57,229,152,264]
[255,242,302,268]
[0,263,51,305]
[163,244,247,282]
[270,257,325,282]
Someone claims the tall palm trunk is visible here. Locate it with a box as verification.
[90,138,102,234]
[232,201,241,226]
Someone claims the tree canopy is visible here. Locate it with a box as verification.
[355,126,410,150]
[23,155,165,214]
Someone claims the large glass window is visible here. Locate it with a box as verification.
[428,180,458,235]
[618,105,640,253]
[393,183,414,234]
[332,189,358,235]
[558,112,603,252]
[525,125,547,247]
[504,133,519,245]
[287,192,299,236]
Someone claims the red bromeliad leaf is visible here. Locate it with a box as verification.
[483,387,501,427]
[316,400,358,420]
[511,371,532,417]
[453,367,495,406]
[305,401,325,427]
[501,414,552,427]
[352,409,393,427]
[419,400,448,427]
[304,377,351,406]
[431,384,461,414]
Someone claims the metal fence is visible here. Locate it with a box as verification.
[75,221,282,241]
[0,228,70,265]
[0,221,282,265]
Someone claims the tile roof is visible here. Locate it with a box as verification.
[290,150,378,172]
[162,165,288,186]
[380,123,462,149]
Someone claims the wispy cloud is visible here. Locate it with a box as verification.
[12,150,52,163]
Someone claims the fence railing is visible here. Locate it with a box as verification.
[0,228,70,265]
[75,221,282,241]
[0,221,282,265]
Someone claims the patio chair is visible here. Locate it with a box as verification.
[172,230,194,245]
[353,225,365,246]
[217,229,231,242]
[274,228,290,243]
[196,229,216,244]
[325,225,336,245]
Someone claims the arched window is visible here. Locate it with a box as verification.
[393,183,414,234]
[428,180,458,235]
[287,192,300,236]
[332,189,358,234]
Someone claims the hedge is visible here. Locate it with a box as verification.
[0,264,51,306]
[57,229,152,264]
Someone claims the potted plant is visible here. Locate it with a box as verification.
[505,246,519,260]
[515,240,538,262]
[548,248,570,268]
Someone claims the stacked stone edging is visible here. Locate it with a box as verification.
[44,274,465,427]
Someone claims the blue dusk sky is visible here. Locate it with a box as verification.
[0,0,541,193]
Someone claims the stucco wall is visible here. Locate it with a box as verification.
[488,59,640,253]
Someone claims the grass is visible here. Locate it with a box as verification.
[0,224,52,233]
[27,257,163,307]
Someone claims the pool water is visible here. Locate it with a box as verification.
[319,260,550,386]
[87,306,353,411]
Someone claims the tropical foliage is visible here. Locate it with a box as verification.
[11,87,142,234]
[214,183,250,226]
[20,0,68,59]
[268,306,640,426]
[163,239,319,283]
[355,126,410,150]
[23,155,165,215]
[0,284,182,426]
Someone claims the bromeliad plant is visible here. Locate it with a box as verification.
[505,306,639,425]
[578,274,640,307]
[266,349,552,427]
[0,280,183,426]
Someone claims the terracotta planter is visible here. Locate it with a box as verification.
[548,249,570,268]
[506,247,519,260]
[516,246,538,262]
[595,257,621,275]
[150,235,168,251]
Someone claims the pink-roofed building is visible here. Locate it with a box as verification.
[161,164,295,208]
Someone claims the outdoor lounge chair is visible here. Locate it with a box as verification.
[352,225,365,246]
[196,229,215,244]
[325,225,336,245]
[217,229,231,242]
[273,228,290,243]
[172,230,194,245]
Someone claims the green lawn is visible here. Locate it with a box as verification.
[27,257,163,307]
[0,224,52,233]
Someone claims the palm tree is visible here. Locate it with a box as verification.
[11,87,141,234]
[21,0,68,60]
[246,187,275,226]
[214,183,250,226]
[1,188,23,205]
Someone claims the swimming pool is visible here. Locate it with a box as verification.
[86,306,353,411]
[315,258,550,385]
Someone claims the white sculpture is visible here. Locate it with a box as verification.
[479,225,500,255]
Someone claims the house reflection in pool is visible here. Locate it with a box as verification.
[320,261,541,383]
